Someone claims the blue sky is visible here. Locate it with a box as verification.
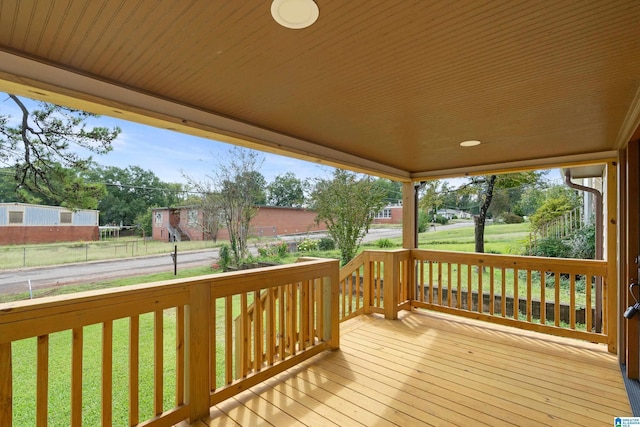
[0,94,334,185]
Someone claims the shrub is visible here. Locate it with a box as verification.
[297,238,318,252]
[376,238,394,248]
[434,214,449,225]
[502,212,524,224]
[418,211,429,233]
[317,237,335,251]
[529,237,570,258]
[566,223,595,259]
[218,244,231,270]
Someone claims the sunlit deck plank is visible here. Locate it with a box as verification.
[202,310,631,426]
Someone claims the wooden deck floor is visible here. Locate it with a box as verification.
[195,310,631,426]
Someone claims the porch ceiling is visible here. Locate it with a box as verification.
[1,1,640,180]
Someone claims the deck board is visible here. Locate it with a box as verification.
[201,310,632,426]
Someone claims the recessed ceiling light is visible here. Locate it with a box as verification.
[460,140,482,147]
[271,0,319,29]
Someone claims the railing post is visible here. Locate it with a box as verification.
[187,281,211,422]
[324,260,340,349]
[383,252,399,320]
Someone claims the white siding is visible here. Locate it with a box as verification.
[0,203,98,226]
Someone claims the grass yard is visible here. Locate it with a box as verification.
[419,221,531,254]
[0,238,222,269]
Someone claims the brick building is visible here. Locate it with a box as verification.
[0,203,99,245]
[151,205,327,242]
[372,203,403,225]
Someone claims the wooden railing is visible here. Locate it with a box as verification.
[340,249,612,347]
[0,258,339,426]
[339,250,411,321]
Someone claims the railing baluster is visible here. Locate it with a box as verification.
[289,284,297,356]
[554,273,561,327]
[129,315,139,425]
[501,268,506,317]
[71,327,83,427]
[526,271,532,322]
[447,263,452,307]
[279,286,286,361]
[540,272,546,325]
[240,293,249,376]
[254,290,263,371]
[478,266,483,313]
[467,264,472,311]
[37,335,48,427]
[102,321,113,426]
[570,275,576,329]
[154,310,163,416]
[513,269,519,320]
[456,263,462,309]
[489,267,495,315]
[586,275,593,332]
[266,288,275,366]
[428,261,433,304]
[225,296,232,385]
[437,262,443,306]
[176,306,185,404]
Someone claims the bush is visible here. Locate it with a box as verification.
[529,237,571,258]
[501,212,524,224]
[434,214,449,225]
[566,222,595,259]
[218,244,231,270]
[418,211,429,233]
[376,238,394,248]
[258,241,289,258]
[317,237,335,251]
[297,238,318,252]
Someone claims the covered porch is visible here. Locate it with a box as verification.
[1,1,640,426]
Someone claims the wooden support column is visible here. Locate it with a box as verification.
[606,160,618,354]
[402,182,417,249]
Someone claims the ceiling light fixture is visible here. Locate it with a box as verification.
[271,0,319,29]
[460,140,482,147]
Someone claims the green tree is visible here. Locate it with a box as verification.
[187,148,265,265]
[310,169,387,264]
[85,165,184,225]
[372,178,402,205]
[267,172,306,207]
[0,94,120,208]
[460,172,543,253]
[418,180,445,221]
[529,185,581,232]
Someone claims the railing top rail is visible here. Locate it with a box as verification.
[410,249,607,275]
[0,258,338,341]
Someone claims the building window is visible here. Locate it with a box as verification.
[60,212,72,224]
[9,211,23,224]
[155,212,163,224]
[374,208,392,219]
[188,209,198,226]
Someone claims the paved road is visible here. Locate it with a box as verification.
[0,249,219,295]
[0,223,474,295]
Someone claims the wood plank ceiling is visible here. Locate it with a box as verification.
[0,1,639,180]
